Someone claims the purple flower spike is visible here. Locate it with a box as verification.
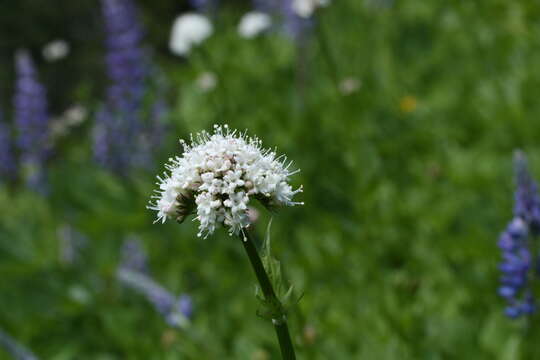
[165,294,194,327]
[281,0,313,39]
[0,115,16,181]
[498,151,540,318]
[0,328,39,360]
[13,50,50,192]
[190,0,219,12]
[117,238,193,328]
[514,151,540,232]
[95,0,166,175]
[117,268,193,328]
[178,294,194,319]
[252,0,274,13]
[251,0,311,39]
[120,236,148,274]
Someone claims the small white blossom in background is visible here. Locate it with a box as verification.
[42,40,70,62]
[148,125,303,238]
[339,77,361,95]
[50,105,87,141]
[169,13,213,56]
[63,105,87,126]
[238,12,272,39]
[196,71,218,92]
[292,0,331,18]
[57,224,87,266]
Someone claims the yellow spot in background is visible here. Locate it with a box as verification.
[161,329,177,348]
[399,95,418,113]
[302,324,317,345]
[251,349,270,360]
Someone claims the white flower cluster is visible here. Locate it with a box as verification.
[42,39,70,62]
[292,0,331,18]
[238,12,272,39]
[169,13,213,56]
[149,125,303,238]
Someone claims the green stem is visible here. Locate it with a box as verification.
[240,231,297,360]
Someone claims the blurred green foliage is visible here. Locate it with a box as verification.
[2,0,540,359]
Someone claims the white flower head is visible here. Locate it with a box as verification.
[148,125,303,238]
[339,77,361,95]
[170,13,213,56]
[63,105,87,126]
[238,12,272,39]
[292,0,331,18]
[42,40,70,62]
[196,71,218,92]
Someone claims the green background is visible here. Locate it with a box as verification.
[1,0,540,358]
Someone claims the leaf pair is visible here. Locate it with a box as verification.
[255,218,303,321]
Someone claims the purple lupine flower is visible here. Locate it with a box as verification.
[134,69,169,169]
[149,99,167,144]
[514,151,540,232]
[498,151,540,318]
[177,294,193,319]
[252,0,274,12]
[250,0,310,38]
[498,218,535,318]
[166,295,194,327]
[95,0,166,175]
[0,328,39,360]
[13,50,50,191]
[117,268,193,328]
[0,114,16,181]
[117,238,193,327]
[280,0,313,39]
[120,236,148,274]
[96,0,146,173]
[190,0,218,12]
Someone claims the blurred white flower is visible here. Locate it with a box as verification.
[196,71,217,92]
[42,40,70,62]
[57,224,87,265]
[63,104,87,126]
[68,285,91,305]
[50,105,87,141]
[148,125,303,238]
[292,0,331,18]
[238,12,272,39]
[339,77,361,95]
[169,13,213,56]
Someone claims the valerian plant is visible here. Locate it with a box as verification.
[148,124,303,359]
